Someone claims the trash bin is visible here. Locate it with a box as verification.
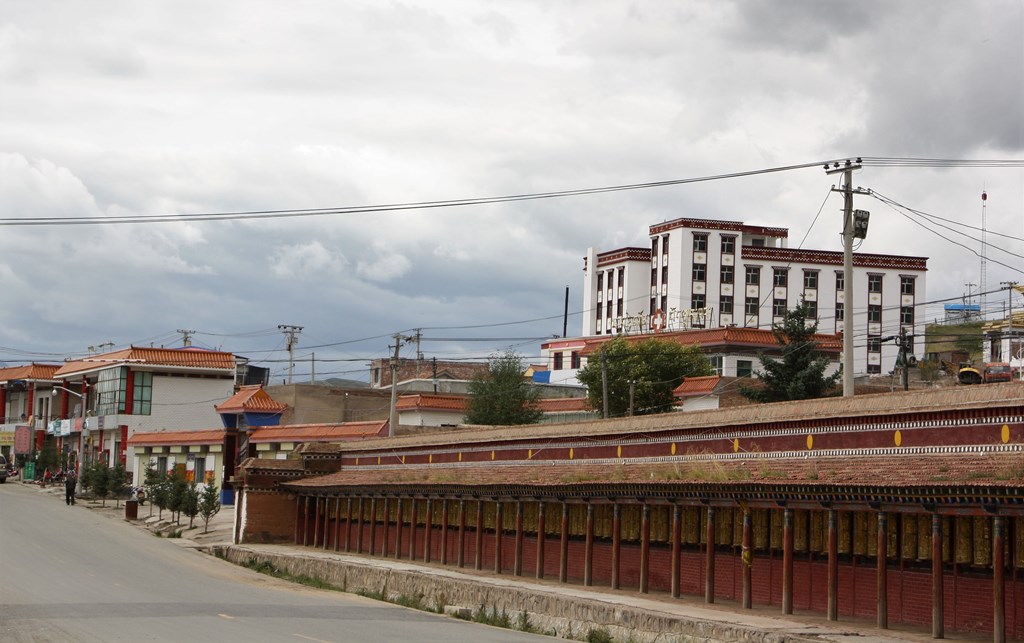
[125,499,139,520]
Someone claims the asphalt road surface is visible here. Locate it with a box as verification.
[0,482,550,643]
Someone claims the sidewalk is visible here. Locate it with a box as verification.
[20,480,991,642]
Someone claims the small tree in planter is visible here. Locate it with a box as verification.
[142,463,162,517]
[108,462,130,508]
[167,472,189,524]
[151,475,172,520]
[91,462,111,507]
[182,482,200,529]
[198,483,221,533]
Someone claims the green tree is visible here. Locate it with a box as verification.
[198,483,221,534]
[151,473,172,520]
[90,462,111,507]
[181,482,200,529]
[167,472,189,524]
[576,337,713,417]
[465,351,543,425]
[740,302,841,403]
[108,462,130,508]
[142,463,162,517]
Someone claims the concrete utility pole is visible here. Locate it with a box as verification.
[388,333,417,436]
[278,325,303,384]
[825,159,863,398]
[177,329,196,347]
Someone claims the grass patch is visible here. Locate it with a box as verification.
[243,558,343,591]
[586,627,614,643]
[472,604,511,629]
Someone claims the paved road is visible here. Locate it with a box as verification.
[0,483,548,642]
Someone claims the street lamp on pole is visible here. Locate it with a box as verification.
[51,385,86,492]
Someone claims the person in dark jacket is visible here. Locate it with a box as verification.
[65,470,77,506]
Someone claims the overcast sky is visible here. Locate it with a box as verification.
[2,1,1023,382]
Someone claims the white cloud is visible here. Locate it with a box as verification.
[356,244,412,283]
[270,241,349,279]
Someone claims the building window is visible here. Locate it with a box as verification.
[737,360,753,378]
[750,238,766,247]
[901,306,914,325]
[721,265,734,284]
[661,295,668,312]
[867,364,881,374]
[617,268,624,287]
[650,268,657,287]
[651,237,658,255]
[661,265,668,284]
[719,295,733,316]
[650,297,656,315]
[662,235,669,257]
[553,353,563,370]
[868,274,883,293]
[709,356,723,375]
[745,297,759,316]
[193,456,206,484]
[867,336,882,352]
[617,297,623,316]
[692,263,706,282]
[570,351,580,369]
[157,456,168,476]
[96,367,127,416]
[868,304,882,323]
[597,273,603,292]
[606,301,613,318]
[773,298,787,316]
[773,268,788,288]
[721,236,735,254]
[804,300,818,319]
[803,270,818,290]
[835,272,844,292]
[691,294,706,310]
[745,266,760,285]
[901,276,915,296]
[836,302,844,321]
[132,371,153,416]
[693,233,707,253]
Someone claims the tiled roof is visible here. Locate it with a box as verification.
[240,457,304,472]
[318,382,1024,453]
[248,421,388,443]
[127,429,226,447]
[673,375,722,398]
[54,346,236,377]
[215,385,288,414]
[578,327,841,356]
[535,397,592,412]
[285,450,1024,490]
[396,394,467,412]
[0,363,60,383]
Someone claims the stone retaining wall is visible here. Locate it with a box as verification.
[214,545,816,643]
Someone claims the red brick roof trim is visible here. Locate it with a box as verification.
[595,247,652,266]
[127,429,226,446]
[741,246,927,271]
[649,217,789,238]
[248,421,388,443]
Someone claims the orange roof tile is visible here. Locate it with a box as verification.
[535,397,592,412]
[127,429,226,447]
[578,327,841,356]
[0,363,61,383]
[54,346,236,377]
[396,394,467,412]
[248,421,388,443]
[673,375,722,398]
[215,385,287,414]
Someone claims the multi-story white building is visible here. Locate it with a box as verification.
[581,216,927,376]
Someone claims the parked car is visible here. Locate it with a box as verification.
[0,454,8,483]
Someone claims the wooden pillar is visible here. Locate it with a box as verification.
[536,500,547,580]
[559,502,570,583]
[514,500,525,576]
[333,498,342,551]
[323,497,332,550]
[611,502,622,590]
[494,501,504,574]
[828,509,839,621]
[344,497,353,552]
[877,511,888,630]
[475,500,484,570]
[742,506,752,609]
[423,498,433,562]
[440,499,449,565]
[408,499,418,560]
[380,497,390,557]
[671,504,682,599]
[584,503,595,587]
[356,497,365,553]
[705,506,716,604]
[639,503,651,593]
[368,497,377,556]
[783,507,794,615]
[313,497,322,548]
[457,499,467,568]
[394,498,403,559]
[932,513,944,639]
[994,515,1006,643]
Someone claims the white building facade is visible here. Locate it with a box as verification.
[581,217,927,376]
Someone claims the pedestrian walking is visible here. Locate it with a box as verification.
[65,469,77,506]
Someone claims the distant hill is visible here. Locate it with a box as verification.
[307,377,370,389]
